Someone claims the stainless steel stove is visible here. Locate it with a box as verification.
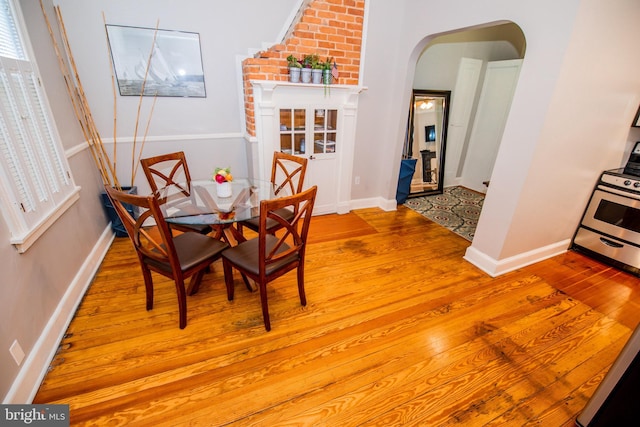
[572,168,640,276]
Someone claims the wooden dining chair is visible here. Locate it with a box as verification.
[104,185,229,329]
[222,186,317,331]
[140,151,214,236]
[237,151,308,237]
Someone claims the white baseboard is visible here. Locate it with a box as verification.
[349,196,397,212]
[463,239,572,277]
[3,227,114,403]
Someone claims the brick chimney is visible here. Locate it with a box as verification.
[241,0,364,136]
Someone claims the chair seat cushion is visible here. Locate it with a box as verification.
[222,234,297,276]
[146,232,228,272]
[241,207,294,232]
[171,222,213,235]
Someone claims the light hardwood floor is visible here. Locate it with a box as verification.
[34,207,640,426]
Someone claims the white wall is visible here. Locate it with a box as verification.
[355,0,640,275]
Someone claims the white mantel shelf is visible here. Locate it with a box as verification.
[250,80,367,105]
[250,79,367,93]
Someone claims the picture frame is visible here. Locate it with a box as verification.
[632,105,640,127]
[425,125,436,142]
[105,24,206,97]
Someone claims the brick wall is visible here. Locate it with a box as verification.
[241,0,365,136]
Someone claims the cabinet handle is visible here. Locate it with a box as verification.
[309,155,316,160]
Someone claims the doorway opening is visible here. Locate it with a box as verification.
[399,22,526,240]
[401,22,526,202]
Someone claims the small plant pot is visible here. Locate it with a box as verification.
[289,67,301,83]
[311,69,322,84]
[301,68,312,83]
[322,69,333,85]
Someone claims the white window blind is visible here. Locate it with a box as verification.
[0,0,79,252]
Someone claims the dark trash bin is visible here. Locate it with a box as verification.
[396,158,417,204]
[101,186,138,237]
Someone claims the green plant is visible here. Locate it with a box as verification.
[322,57,334,71]
[286,54,301,68]
[321,57,337,96]
[303,54,321,69]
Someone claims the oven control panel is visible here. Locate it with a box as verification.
[601,172,640,190]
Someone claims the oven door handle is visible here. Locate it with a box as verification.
[600,237,624,248]
[597,185,640,200]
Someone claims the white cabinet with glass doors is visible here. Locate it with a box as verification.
[251,81,363,215]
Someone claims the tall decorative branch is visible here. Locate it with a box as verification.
[40,1,158,189]
[130,20,160,187]
[102,11,117,184]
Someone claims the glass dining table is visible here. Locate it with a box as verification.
[155,177,282,244]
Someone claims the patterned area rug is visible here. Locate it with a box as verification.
[404,186,484,241]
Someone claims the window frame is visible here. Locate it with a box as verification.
[0,0,80,253]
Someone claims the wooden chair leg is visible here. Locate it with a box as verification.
[241,273,256,292]
[141,265,154,311]
[258,281,271,331]
[175,278,188,329]
[222,259,235,301]
[187,269,206,296]
[297,266,307,306]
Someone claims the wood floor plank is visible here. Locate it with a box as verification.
[32,207,640,426]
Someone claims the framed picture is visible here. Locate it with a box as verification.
[425,125,436,142]
[105,24,206,97]
[633,105,640,127]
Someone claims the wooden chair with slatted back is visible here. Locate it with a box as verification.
[222,185,317,331]
[237,151,308,237]
[140,151,214,236]
[104,185,229,329]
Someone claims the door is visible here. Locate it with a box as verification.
[460,59,522,193]
[278,107,339,214]
[445,57,483,187]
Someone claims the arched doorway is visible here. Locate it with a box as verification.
[406,22,526,198]
[401,22,526,240]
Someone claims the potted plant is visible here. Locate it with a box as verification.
[308,54,323,84]
[300,54,314,83]
[286,54,302,83]
[322,57,335,85]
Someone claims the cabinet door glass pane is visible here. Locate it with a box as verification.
[295,134,306,155]
[313,109,337,154]
[294,109,305,130]
[280,134,292,153]
[280,109,305,154]
[326,109,337,130]
[280,110,292,130]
